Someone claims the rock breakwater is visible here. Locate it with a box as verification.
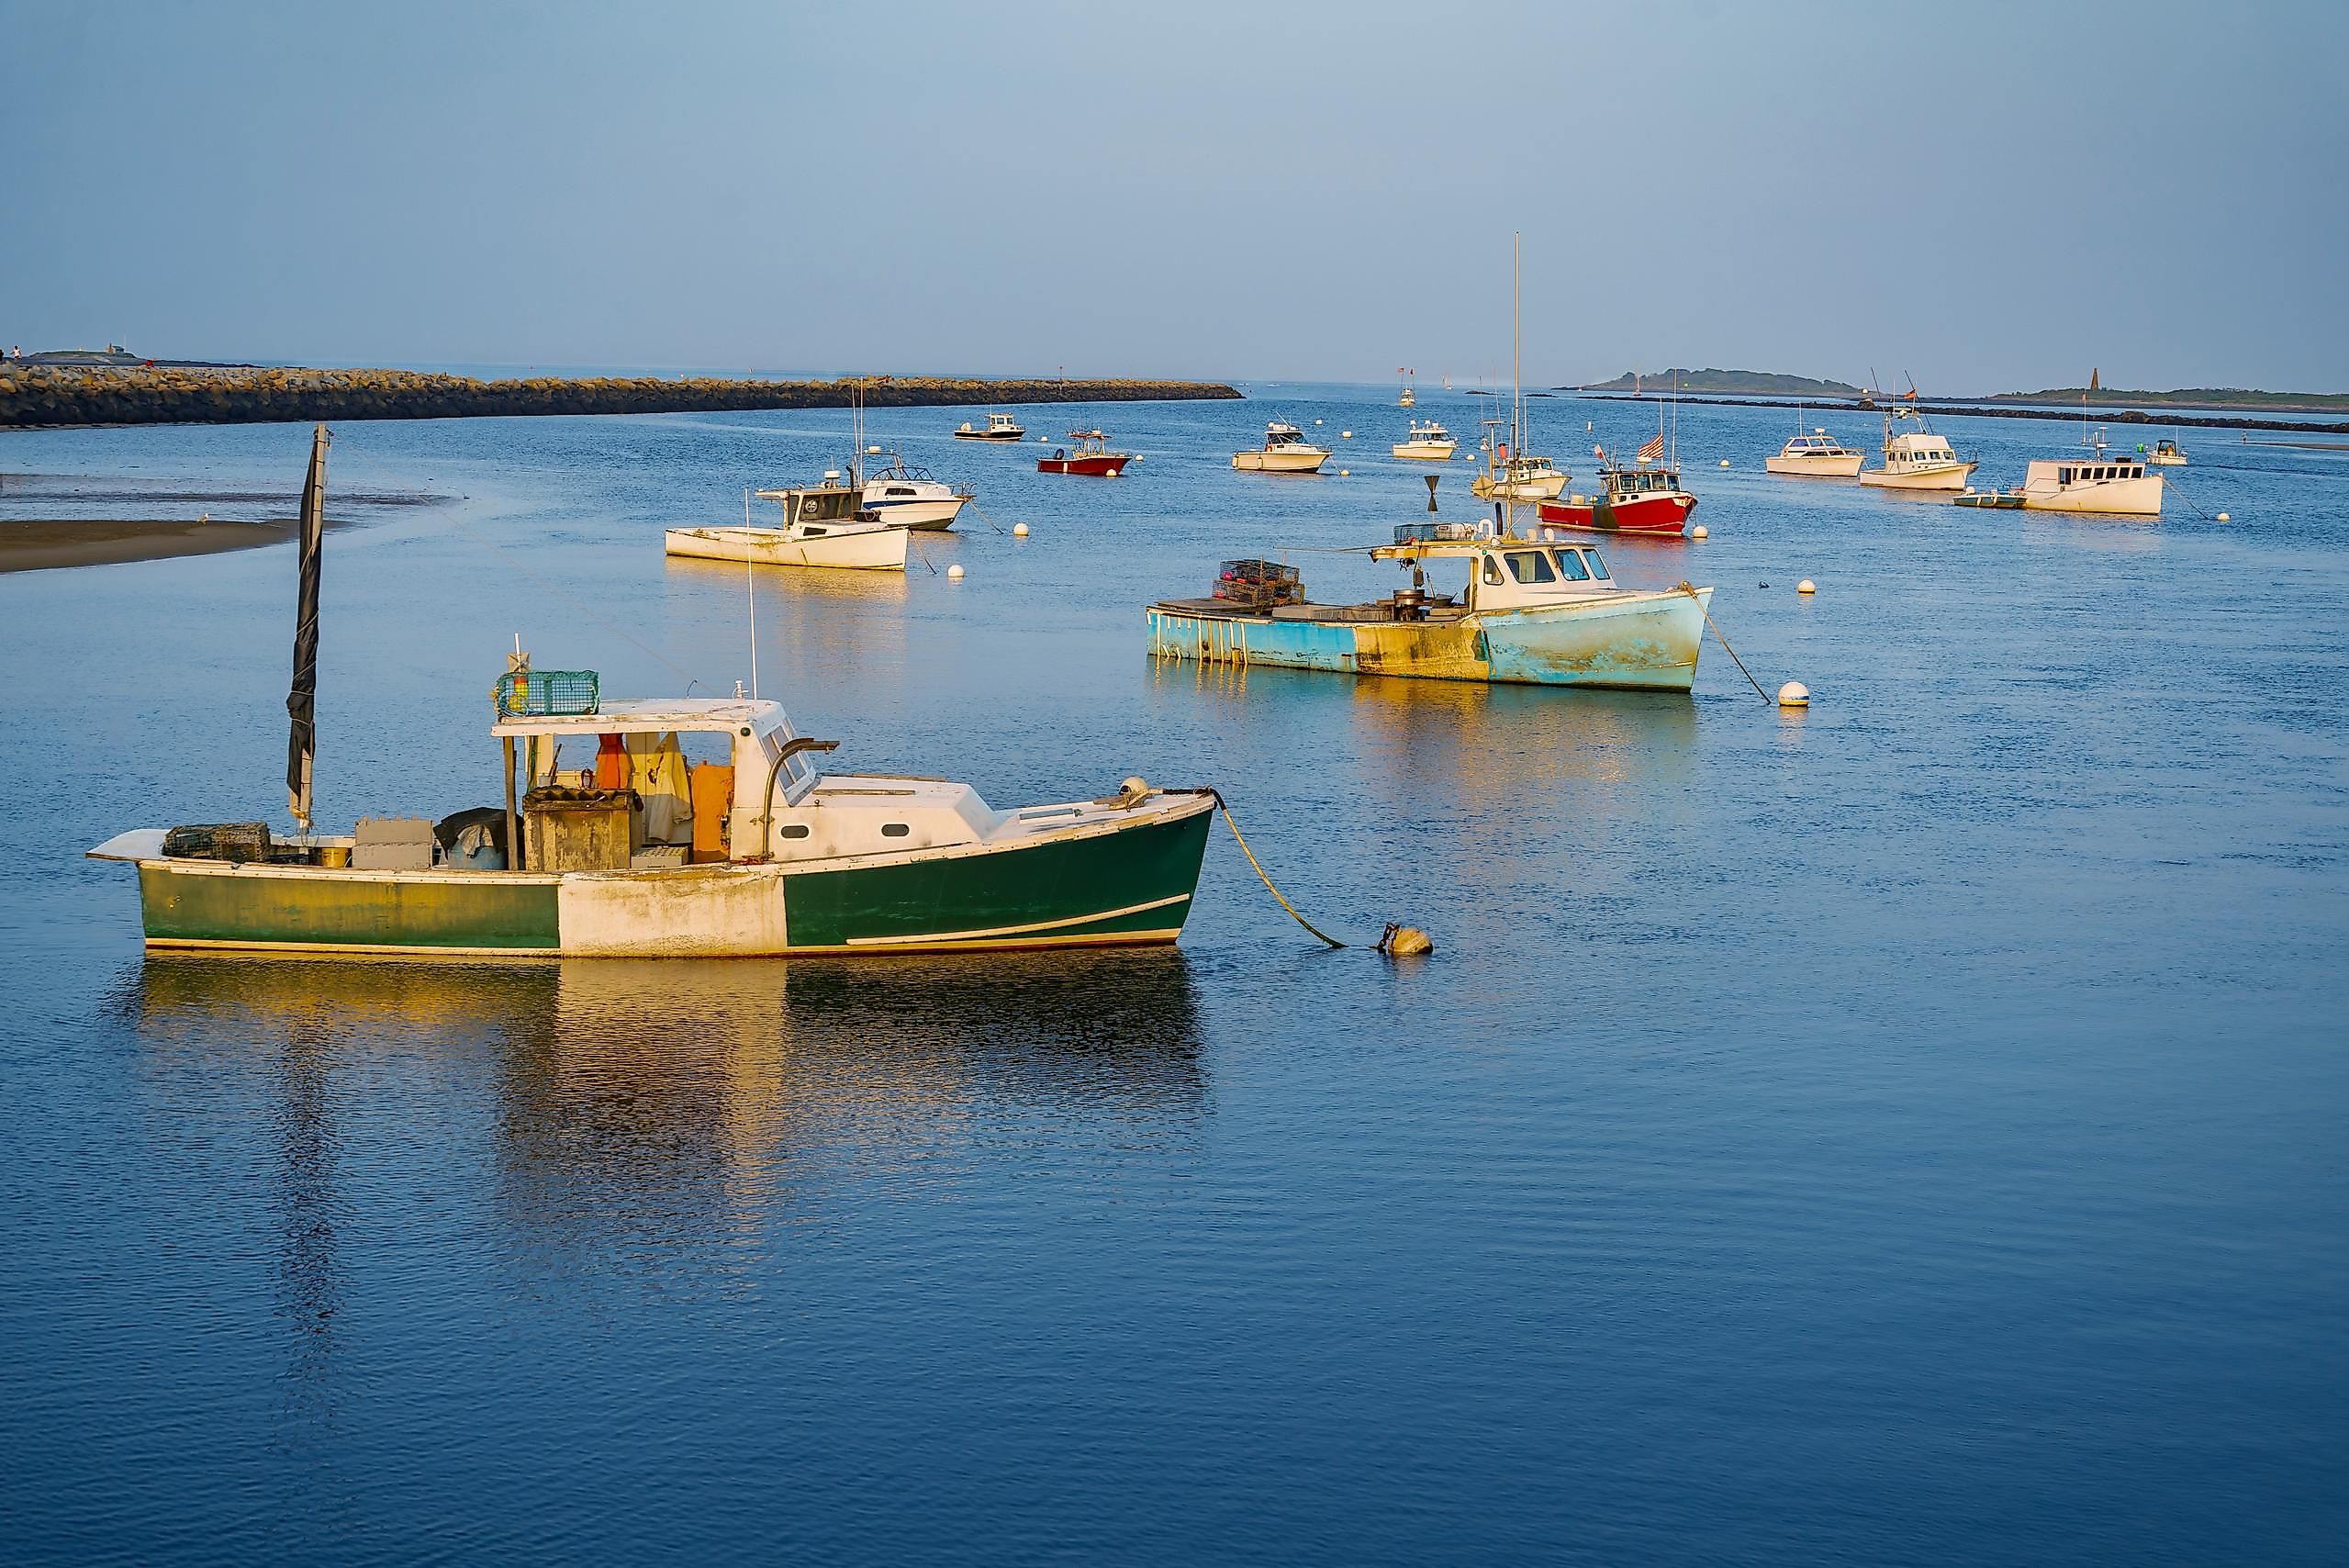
[0,366,1242,430]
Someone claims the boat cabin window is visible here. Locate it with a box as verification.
[2060,467,2074,484]
[1552,548,1590,581]
[780,823,810,839]
[1505,549,1556,585]
[1482,554,1505,585]
[1585,548,1610,580]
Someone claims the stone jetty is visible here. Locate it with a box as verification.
[0,365,1241,430]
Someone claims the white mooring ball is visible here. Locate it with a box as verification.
[1798,579,1816,595]
[946,563,965,579]
[1012,522,1029,537]
[1338,468,1349,476]
[2217,511,2231,521]
[1691,524,1708,539]
[1719,458,1731,467]
[1778,681,1809,708]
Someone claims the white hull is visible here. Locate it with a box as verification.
[665,524,908,571]
[2021,473,2164,515]
[1471,473,1567,501]
[1859,461,1975,490]
[1233,448,1329,473]
[1765,452,1865,477]
[1392,440,1458,461]
[2146,454,2187,466]
[863,497,968,531]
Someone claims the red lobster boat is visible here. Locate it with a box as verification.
[1038,430,1133,477]
[1534,438,1696,537]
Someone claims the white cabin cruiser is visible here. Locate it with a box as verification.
[2145,438,2187,466]
[1393,420,1458,460]
[1471,452,1568,501]
[859,454,971,531]
[2020,431,2164,515]
[1233,421,1331,473]
[953,411,1027,441]
[1765,423,1866,477]
[1859,407,1974,490]
[666,474,908,570]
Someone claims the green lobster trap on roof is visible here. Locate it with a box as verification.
[494,668,599,717]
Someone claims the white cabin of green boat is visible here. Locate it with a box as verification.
[492,698,1011,861]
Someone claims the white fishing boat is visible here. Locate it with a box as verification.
[1399,369,1417,408]
[1764,419,1866,477]
[953,411,1027,441]
[1232,421,1331,473]
[1858,407,1974,490]
[859,454,970,531]
[1392,420,1458,460]
[2020,431,2164,515]
[2145,437,2187,466]
[1471,449,1568,501]
[666,476,908,571]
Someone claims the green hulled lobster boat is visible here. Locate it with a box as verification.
[88,427,1214,958]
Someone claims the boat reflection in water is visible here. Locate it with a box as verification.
[128,951,1206,1279]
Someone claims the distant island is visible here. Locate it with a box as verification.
[1970,385,2349,413]
[1570,368,1865,398]
[0,363,1241,429]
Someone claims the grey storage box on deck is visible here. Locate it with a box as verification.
[352,816,438,870]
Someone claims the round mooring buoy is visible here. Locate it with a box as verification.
[1012,522,1029,537]
[1719,458,1731,467]
[1339,468,1349,476]
[2217,511,2231,521]
[1341,430,1353,439]
[1778,681,1809,708]
[1691,525,1708,540]
[1798,579,1816,595]
[946,564,966,580]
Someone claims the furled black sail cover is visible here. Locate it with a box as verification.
[285,424,330,829]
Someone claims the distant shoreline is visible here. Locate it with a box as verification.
[1558,391,2349,437]
[0,366,1243,431]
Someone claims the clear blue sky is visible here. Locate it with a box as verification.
[6,0,2343,393]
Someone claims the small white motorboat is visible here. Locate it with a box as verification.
[2145,437,2187,466]
[666,475,909,570]
[859,454,970,531]
[1765,421,1866,477]
[1392,420,1458,461]
[2020,431,2164,515]
[953,411,1027,441]
[1233,421,1331,473]
[1471,452,1567,501]
[1859,407,1974,490]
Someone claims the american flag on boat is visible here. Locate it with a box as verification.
[1637,433,1665,465]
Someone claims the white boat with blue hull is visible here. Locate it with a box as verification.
[1147,532,1710,692]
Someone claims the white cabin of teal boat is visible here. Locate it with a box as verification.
[1374,533,1623,613]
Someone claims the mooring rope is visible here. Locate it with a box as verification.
[961,500,1012,535]
[1677,582,1773,702]
[1186,788,1347,948]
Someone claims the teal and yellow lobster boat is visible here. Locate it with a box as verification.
[1148,530,1712,693]
[88,427,1213,958]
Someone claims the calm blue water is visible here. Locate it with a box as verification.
[4,389,2344,1564]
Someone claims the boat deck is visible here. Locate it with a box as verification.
[1152,596,1471,625]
